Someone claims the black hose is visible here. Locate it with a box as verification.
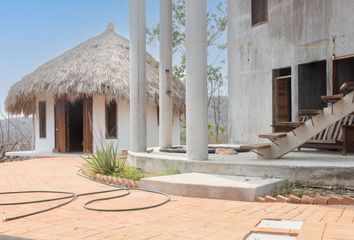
[1,169,170,222]
[77,169,170,212]
[0,190,77,205]
[2,191,78,222]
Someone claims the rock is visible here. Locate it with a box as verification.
[301,195,314,204]
[120,149,128,158]
[107,176,113,183]
[215,148,238,155]
[288,195,301,204]
[276,195,289,203]
[117,178,123,186]
[314,195,328,205]
[102,175,109,183]
[112,177,119,185]
[129,179,135,188]
[341,196,354,205]
[328,195,343,205]
[264,195,277,202]
[256,197,266,202]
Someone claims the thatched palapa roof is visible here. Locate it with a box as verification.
[5,23,185,116]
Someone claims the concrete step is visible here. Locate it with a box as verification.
[140,173,286,201]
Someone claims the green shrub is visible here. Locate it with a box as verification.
[114,165,144,180]
[83,142,125,176]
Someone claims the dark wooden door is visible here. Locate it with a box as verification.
[83,98,93,153]
[275,76,291,123]
[54,100,68,153]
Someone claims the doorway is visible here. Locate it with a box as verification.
[273,67,292,123]
[68,101,83,152]
[333,55,354,94]
[298,60,327,110]
[54,98,92,153]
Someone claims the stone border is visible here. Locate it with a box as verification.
[256,194,354,205]
[87,173,141,188]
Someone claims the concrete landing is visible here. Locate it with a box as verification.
[141,173,286,201]
[129,150,354,187]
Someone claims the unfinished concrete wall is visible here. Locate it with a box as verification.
[228,0,354,143]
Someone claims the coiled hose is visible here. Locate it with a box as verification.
[1,169,170,222]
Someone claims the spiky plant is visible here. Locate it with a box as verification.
[83,142,125,176]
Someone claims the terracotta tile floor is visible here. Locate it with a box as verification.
[0,157,354,240]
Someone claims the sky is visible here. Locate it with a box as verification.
[0,0,226,114]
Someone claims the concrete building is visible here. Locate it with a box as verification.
[228,0,354,143]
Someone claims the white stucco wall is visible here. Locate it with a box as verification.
[91,96,180,152]
[34,92,55,153]
[34,94,181,153]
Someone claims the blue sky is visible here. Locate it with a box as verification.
[0,0,226,113]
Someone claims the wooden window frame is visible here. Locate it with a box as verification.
[38,101,47,138]
[105,101,118,139]
[251,0,268,27]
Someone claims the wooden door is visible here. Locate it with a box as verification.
[275,76,291,123]
[83,98,93,153]
[54,100,68,153]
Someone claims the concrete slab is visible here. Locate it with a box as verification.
[246,233,296,240]
[140,173,286,201]
[257,219,303,230]
[129,149,354,187]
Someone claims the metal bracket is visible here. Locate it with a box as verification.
[250,149,264,157]
[267,138,279,147]
[310,117,314,127]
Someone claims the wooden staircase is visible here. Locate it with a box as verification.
[252,82,354,159]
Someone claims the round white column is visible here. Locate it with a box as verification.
[159,0,173,148]
[129,0,147,152]
[186,0,208,160]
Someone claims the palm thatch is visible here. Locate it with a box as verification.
[5,23,185,116]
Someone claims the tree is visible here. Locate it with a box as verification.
[147,0,228,143]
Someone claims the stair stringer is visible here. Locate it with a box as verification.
[257,91,354,159]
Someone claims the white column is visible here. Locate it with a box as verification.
[186,0,208,160]
[159,0,173,148]
[129,0,147,152]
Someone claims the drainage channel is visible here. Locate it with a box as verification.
[245,219,304,240]
[0,170,170,222]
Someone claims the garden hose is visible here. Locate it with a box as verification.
[0,169,170,222]
[1,190,78,222]
[77,169,171,212]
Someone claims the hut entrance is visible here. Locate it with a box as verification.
[54,98,92,153]
[68,101,84,152]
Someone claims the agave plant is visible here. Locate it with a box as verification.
[83,142,125,175]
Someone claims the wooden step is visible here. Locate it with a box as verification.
[321,94,344,102]
[274,121,305,128]
[299,109,323,117]
[240,143,271,150]
[259,132,288,140]
[340,82,354,92]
